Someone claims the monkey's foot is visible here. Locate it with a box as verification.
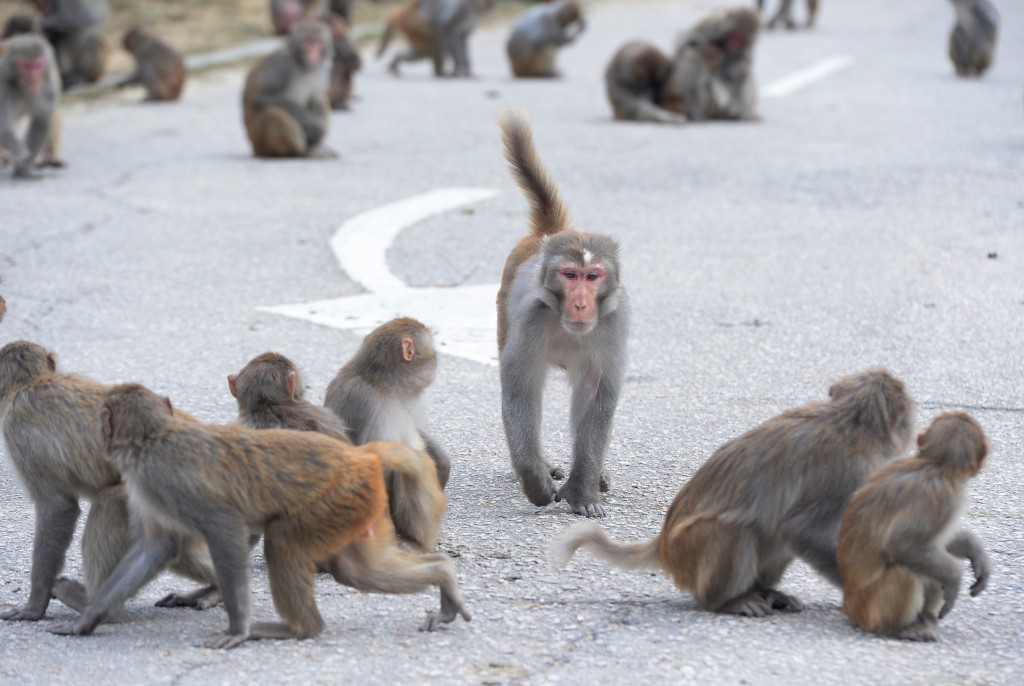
[419,601,471,632]
[762,589,803,613]
[517,465,557,506]
[899,620,940,642]
[308,144,339,159]
[203,631,250,649]
[545,461,565,480]
[156,585,221,610]
[1,605,47,621]
[720,591,773,617]
[48,619,93,636]
[52,576,89,612]
[556,483,605,518]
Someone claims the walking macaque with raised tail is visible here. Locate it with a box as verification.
[35,0,110,87]
[230,352,470,630]
[242,20,335,158]
[49,383,390,649]
[325,318,452,544]
[948,0,998,78]
[839,411,991,641]
[118,28,186,102]
[757,0,819,30]
[604,41,684,124]
[497,109,630,518]
[0,341,218,622]
[0,34,64,177]
[506,0,585,78]
[661,7,761,121]
[552,370,915,615]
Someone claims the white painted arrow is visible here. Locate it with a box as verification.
[762,54,856,99]
[259,188,503,366]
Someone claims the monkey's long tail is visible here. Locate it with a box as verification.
[549,522,662,571]
[498,108,571,237]
[371,441,446,550]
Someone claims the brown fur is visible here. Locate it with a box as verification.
[119,27,186,101]
[507,0,585,78]
[604,41,682,124]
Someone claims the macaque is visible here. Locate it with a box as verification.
[948,0,998,78]
[229,352,470,631]
[604,41,685,124]
[35,0,110,88]
[378,0,495,77]
[117,28,185,102]
[552,369,915,615]
[243,20,335,158]
[506,0,585,78]
[325,318,452,546]
[0,341,218,622]
[326,15,361,110]
[756,0,819,30]
[0,35,63,177]
[661,7,761,121]
[839,411,991,641]
[496,109,630,518]
[328,0,356,21]
[49,383,390,649]
[270,0,323,36]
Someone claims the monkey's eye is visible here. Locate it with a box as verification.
[562,269,577,281]
[586,271,602,282]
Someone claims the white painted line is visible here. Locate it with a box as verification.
[260,188,504,366]
[761,54,855,99]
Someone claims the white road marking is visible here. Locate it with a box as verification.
[260,188,503,366]
[761,54,856,99]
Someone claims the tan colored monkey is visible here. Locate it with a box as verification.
[118,27,186,102]
[378,0,495,77]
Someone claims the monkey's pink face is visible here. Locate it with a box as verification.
[301,37,324,68]
[558,263,606,334]
[17,57,46,92]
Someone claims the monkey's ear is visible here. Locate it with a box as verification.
[46,352,57,372]
[401,337,415,362]
[101,407,113,438]
[227,374,239,398]
[286,370,297,400]
[917,429,927,449]
[162,396,173,414]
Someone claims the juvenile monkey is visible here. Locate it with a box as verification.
[661,7,761,121]
[118,27,186,102]
[497,109,630,518]
[35,0,110,88]
[242,20,335,158]
[230,352,470,630]
[0,34,64,178]
[269,0,323,36]
[756,0,819,30]
[0,341,218,622]
[604,41,685,124]
[948,0,998,78]
[378,0,495,77]
[839,411,991,641]
[325,318,452,545]
[552,369,915,615]
[326,15,361,110]
[50,383,390,649]
[506,0,585,78]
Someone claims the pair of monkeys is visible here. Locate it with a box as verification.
[0,318,468,649]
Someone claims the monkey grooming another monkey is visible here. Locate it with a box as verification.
[839,411,991,642]
[0,34,64,177]
[230,352,470,630]
[0,341,218,622]
[756,0,819,30]
[506,0,585,78]
[118,28,186,102]
[50,383,389,648]
[242,20,336,158]
[604,41,685,124]
[497,109,630,518]
[948,0,998,78]
[552,369,915,615]
[661,7,761,122]
[325,318,452,546]
[36,0,110,88]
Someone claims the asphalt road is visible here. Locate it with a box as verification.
[1,0,1022,684]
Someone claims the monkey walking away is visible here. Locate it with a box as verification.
[0,341,218,623]
[378,0,495,77]
[230,352,470,630]
[325,317,452,547]
[0,34,65,178]
[948,0,998,78]
[118,28,186,102]
[552,369,914,615]
[506,0,585,78]
[242,20,336,158]
[36,0,111,88]
[757,0,819,30]
[839,411,991,642]
[497,109,630,518]
[49,383,390,648]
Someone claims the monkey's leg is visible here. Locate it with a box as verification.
[278,101,326,149]
[389,46,429,75]
[249,520,325,643]
[443,30,471,77]
[200,519,256,649]
[2,497,80,621]
[421,431,451,489]
[249,108,307,158]
[558,372,622,517]
[898,578,940,642]
[754,535,801,612]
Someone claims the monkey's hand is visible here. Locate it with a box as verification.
[0,605,47,621]
[48,618,96,636]
[204,631,250,649]
[938,579,961,619]
[155,585,222,611]
[969,551,991,597]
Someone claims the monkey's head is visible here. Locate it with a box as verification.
[0,340,56,398]
[540,232,623,337]
[289,20,333,70]
[121,27,150,52]
[918,411,988,477]
[5,36,49,93]
[828,368,915,450]
[228,352,303,408]
[556,1,583,26]
[353,317,437,393]
[101,383,174,449]
[722,8,760,52]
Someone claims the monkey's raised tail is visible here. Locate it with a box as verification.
[549,522,661,571]
[368,441,446,550]
[499,108,570,237]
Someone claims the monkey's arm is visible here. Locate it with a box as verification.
[889,541,964,619]
[947,529,990,597]
[421,431,451,489]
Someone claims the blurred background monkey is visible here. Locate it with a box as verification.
[506,0,585,78]
[34,0,110,88]
[0,34,64,177]
[325,15,361,110]
[839,411,991,641]
[552,369,915,616]
[604,41,684,124]
[757,0,819,30]
[118,28,186,102]
[948,0,998,78]
[378,0,495,77]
